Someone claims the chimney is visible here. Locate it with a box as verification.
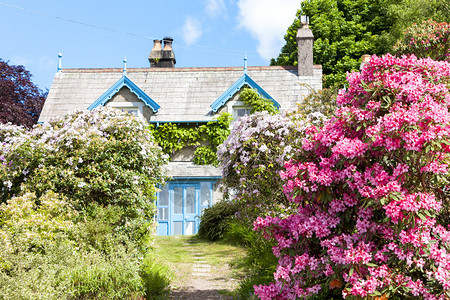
[148,37,176,68]
[149,39,163,67]
[297,17,314,77]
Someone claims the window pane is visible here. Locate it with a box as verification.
[185,222,194,235]
[236,108,251,117]
[200,182,211,206]
[186,186,195,214]
[173,222,183,235]
[121,108,138,116]
[174,187,183,214]
[158,207,168,220]
[159,186,169,206]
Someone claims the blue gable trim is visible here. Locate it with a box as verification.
[210,74,280,112]
[87,76,160,112]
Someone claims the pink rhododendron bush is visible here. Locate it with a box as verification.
[254,54,450,299]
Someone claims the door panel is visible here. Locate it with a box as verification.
[170,184,199,235]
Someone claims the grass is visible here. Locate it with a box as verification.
[150,235,248,288]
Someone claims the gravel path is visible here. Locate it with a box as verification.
[169,241,238,299]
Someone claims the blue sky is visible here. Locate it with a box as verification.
[0,0,300,91]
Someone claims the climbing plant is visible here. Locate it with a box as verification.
[149,112,232,166]
[239,88,279,115]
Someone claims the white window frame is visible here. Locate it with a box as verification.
[228,100,251,121]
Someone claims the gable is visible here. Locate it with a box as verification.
[87,75,160,112]
[210,73,280,113]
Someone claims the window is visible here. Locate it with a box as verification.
[233,106,251,120]
[106,102,144,119]
[122,108,138,116]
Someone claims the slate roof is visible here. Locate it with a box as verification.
[39,65,322,123]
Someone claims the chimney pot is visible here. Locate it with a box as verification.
[149,40,163,67]
[149,37,176,67]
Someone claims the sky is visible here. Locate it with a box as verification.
[0,0,301,91]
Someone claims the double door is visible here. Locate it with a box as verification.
[157,182,212,236]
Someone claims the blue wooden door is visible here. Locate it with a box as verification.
[157,181,214,236]
[171,184,199,235]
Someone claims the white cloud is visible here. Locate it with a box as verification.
[182,16,203,45]
[205,0,226,17]
[237,0,300,60]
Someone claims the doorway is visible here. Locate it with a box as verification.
[157,181,213,236]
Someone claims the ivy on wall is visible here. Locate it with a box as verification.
[149,113,232,166]
[239,88,278,115]
[149,89,277,166]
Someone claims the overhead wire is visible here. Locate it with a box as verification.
[0,1,272,59]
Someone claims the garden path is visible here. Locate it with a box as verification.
[153,236,246,300]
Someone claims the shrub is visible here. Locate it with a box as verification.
[0,108,170,299]
[254,54,450,298]
[0,107,168,244]
[217,112,306,223]
[226,220,278,300]
[141,253,172,299]
[394,19,450,62]
[296,83,339,119]
[0,191,154,300]
[198,200,239,241]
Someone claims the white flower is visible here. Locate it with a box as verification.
[259,144,269,152]
[78,182,87,188]
[3,181,12,189]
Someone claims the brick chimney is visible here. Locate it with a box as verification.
[149,37,176,68]
[297,19,314,77]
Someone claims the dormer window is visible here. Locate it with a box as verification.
[122,107,139,117]
[234,107,251,118]
[106,102,144,120]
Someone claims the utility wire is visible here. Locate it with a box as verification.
[0,1,271,58]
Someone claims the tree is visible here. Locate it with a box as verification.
[271,0,396,87]
[0,59,46,128]
[254,55,450,299]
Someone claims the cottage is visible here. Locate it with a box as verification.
[39,23,322,236]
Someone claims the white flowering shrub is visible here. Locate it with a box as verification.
[218,111,326,220]
[0,108,169,299]
[0,107,168,238]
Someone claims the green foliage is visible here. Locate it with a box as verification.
[239,88,278,115]
[225,220,278,300]
[272,0,396,87]
[150,112,232,166]
[67,247,145,300]
[296,83,339,119]
[0,193,149,300]
[198,200,239,241]
[393,19,450,62]
[141,253,172,299]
